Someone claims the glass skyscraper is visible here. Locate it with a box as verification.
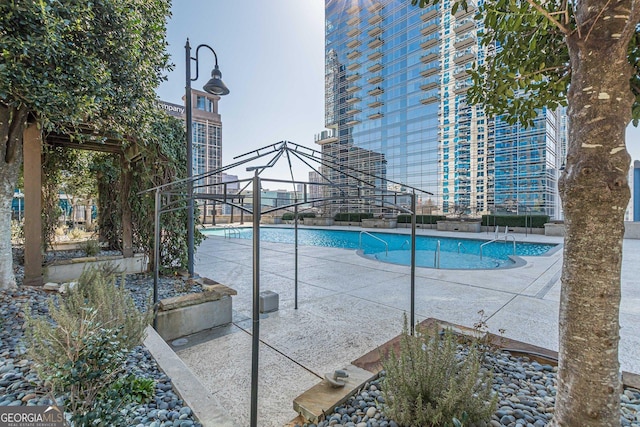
[319,0,566,218]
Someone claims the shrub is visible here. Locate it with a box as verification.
[481,214,549,228]
[110,374,155,404]
[333,212,374,222]
[282,212,317,221]
[381,319,497,427]
[396,214,447,224]
[11,220,24,244]
[68,227,84,240]
[25,266,152,425]
[79,239,101,257]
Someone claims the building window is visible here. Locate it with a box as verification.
[196,95,214,112]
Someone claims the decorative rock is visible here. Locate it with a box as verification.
[366,406,377,418]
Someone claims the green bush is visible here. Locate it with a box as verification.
[282,212,316,221]
[25,266,152,425]
[381,319,497,427]
[79,239,101,256]
[396,214,447,224]
[333,212,374,222]
[481,214,549,228]
[110,374,155,404]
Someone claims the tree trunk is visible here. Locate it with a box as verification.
[121,156,134,258]
[0,105,28,289]
[553,3,636,425]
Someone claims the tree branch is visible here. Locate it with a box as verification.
[526,0,571,34]
[5,105,29,164]
[515,65,570,81]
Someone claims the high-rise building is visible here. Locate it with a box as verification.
[627,160,639,222]
[158,88,223,195]
[319,0,566,217]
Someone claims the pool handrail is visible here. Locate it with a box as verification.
[359,231,388,256]
[434,240,441,268]
[223,225,241,239]
[480,233,516,260]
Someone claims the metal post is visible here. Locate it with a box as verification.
[410,191,417,336]
[185,39,195,277]
[294,203,299,310]
[250,171,261,427]
[153,189,161,329]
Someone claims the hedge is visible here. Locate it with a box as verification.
[281,212,316,221]
[333,212,374,222]
[396,214,447,224]
[481,214,549,228]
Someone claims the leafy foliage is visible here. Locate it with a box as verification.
[481,214,549,228]
[412,0,640,127]
[282,212,316,220]
[396,214,447,224]
[94,153,123,250]
[41,146,71,250]
[382,319,497,427]
[467,0,571,126]
[110,374,156,405]
[0,0,171,135]
[24,266,151,424]
[333,212,375,221]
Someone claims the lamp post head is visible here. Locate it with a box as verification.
[203,65,230,96]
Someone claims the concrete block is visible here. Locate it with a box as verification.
[259,290,279,313]
[155,295,232,341]
[625,221,640,239]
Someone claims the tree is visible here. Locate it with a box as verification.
[412,0,639,424]
[0,0,172,288]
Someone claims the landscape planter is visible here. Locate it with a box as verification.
[436,220,481,233]
[361,218,397,229]
[304,217,335,226]
[44,253,147,282]
[544,222,566,237]
[155,279,237,341]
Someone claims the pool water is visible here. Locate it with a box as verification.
[203,227,556,270]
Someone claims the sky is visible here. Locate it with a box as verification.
[156,0,640,188]
[156,0,325,186]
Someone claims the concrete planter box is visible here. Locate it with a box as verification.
[361,218,397,229]
[334,221,362,227]
[544,222,565,237]
[262,216,283,224]
[396,223,436,229]
[436,220,481,233]
[155,279,237,341]
[44,253,147,282]
[304,217,335,226]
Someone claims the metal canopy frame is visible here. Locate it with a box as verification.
[142,140,432,427]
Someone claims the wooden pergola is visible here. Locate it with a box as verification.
[22,123,139,286]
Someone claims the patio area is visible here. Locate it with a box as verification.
[169,226,640,427]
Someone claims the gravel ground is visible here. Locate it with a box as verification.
[294,348,640,427]
[2,248,204,426]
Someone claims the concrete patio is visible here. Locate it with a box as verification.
[168,226,640,427]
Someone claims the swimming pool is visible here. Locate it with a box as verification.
[203,227,557,270]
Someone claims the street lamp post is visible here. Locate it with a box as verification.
[185,39,229,277]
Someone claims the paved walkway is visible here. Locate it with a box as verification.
[171,226,640,427]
